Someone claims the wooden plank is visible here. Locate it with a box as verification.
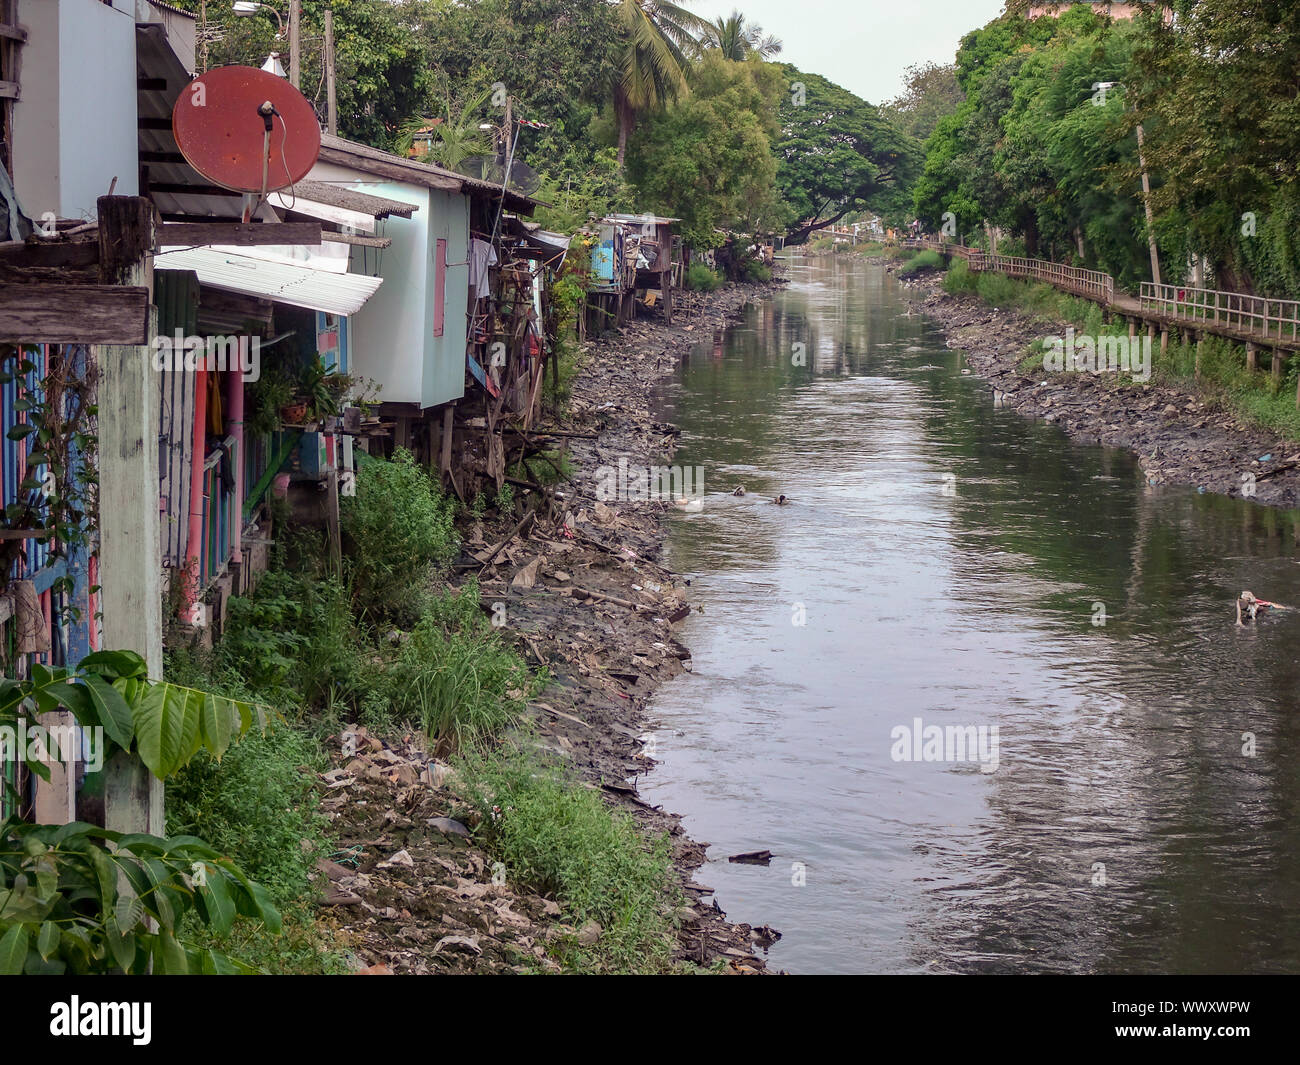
[0,284,149,343]
[0,239,98,269]
[321,230,391,248]
[159,221,322,247]
[0,23,27,42]
[0,80,17,100]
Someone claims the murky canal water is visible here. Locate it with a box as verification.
[645,254,1300,974]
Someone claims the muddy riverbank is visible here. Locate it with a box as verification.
[315,278,786,974]
[915,277,1300,509]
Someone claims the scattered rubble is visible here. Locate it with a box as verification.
[317,279,787,975]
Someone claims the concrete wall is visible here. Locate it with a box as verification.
[308,161,469,409]
[12,0,140,221]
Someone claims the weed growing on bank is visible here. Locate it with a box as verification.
[899,249,943,277]
[341,447,459,626]
[164,652,345,974]
[455,743,681,974]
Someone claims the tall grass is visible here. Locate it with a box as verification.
[898,249,943,277]
[456,744,680,974]
[387,582,535,752]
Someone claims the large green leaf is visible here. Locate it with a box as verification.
[77,650,149,680]
[199,692,234,760]
[197,869,235,936]
[132,683,190,778]
[0,925,29,974]
[80,673,135,750]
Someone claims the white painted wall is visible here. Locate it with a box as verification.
[308,160,470,409]
[12,0,140,221]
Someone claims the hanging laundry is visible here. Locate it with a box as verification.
[468,238,498,299]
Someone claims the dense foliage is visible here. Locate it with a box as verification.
[912,2,1300,297]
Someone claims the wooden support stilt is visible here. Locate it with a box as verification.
[96,195,164,836]
[440,403,454,477]
[1195,332,1203,380]
[1246,341,1258,373]
[1160,328,1169,359]
[1272,347,1283,392]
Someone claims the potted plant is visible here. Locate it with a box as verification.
[246,366,296,435]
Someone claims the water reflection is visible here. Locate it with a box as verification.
[644,253,1300,974]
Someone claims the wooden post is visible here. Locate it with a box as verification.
[1194,332,1203,380]
[1160,328,1169,360]
[96,196,164,836]
[1128,317,1137,339]
[1246,342,1257,373]
[661,269,673,325]
[439,403,454,477]
[325,468,342,579]
[1271,348,1283,392]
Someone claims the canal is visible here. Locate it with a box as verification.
[645,252,1300,974]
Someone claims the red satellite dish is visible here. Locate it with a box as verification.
[172,66,321,195]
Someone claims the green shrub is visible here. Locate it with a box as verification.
[456,745,679,974]
[163,651,341,974]
[899,249,943,277]
[943,259,979,294]
[742,260,772,282]
[341,448,458,625]
[218,570,364,711]
[685,263,723,291]
[975,270,1020,307]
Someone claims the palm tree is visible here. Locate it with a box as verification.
[395,84,494,174]
[700,10,783,62]
[614,0,710,167]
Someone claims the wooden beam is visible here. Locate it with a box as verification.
[0,239,99,269]
[96,195,164,837]
[0,80,18,100]
[0,23,28,42]
[0,283,149,343]
[158,221,322,247]
[320,229,391,249]
[148,181,242,198]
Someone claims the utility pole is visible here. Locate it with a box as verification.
[288,0,300,89]
[324,8,337,135]
[1136,121,1161,287]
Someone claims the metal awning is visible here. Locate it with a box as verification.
[154,246,382,316]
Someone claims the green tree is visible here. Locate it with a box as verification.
[613,0,709,167]
[881,62,965,142]
[699,10,783,61]
[628,53,785,247]
[775,66,922,241]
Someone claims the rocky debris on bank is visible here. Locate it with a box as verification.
[918,282,1300,508]
[318,278,788,974]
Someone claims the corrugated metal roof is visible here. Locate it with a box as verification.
[318,134,542,213]
[154,247,382,316]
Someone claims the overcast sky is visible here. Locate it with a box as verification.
[687,0,1009,104]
